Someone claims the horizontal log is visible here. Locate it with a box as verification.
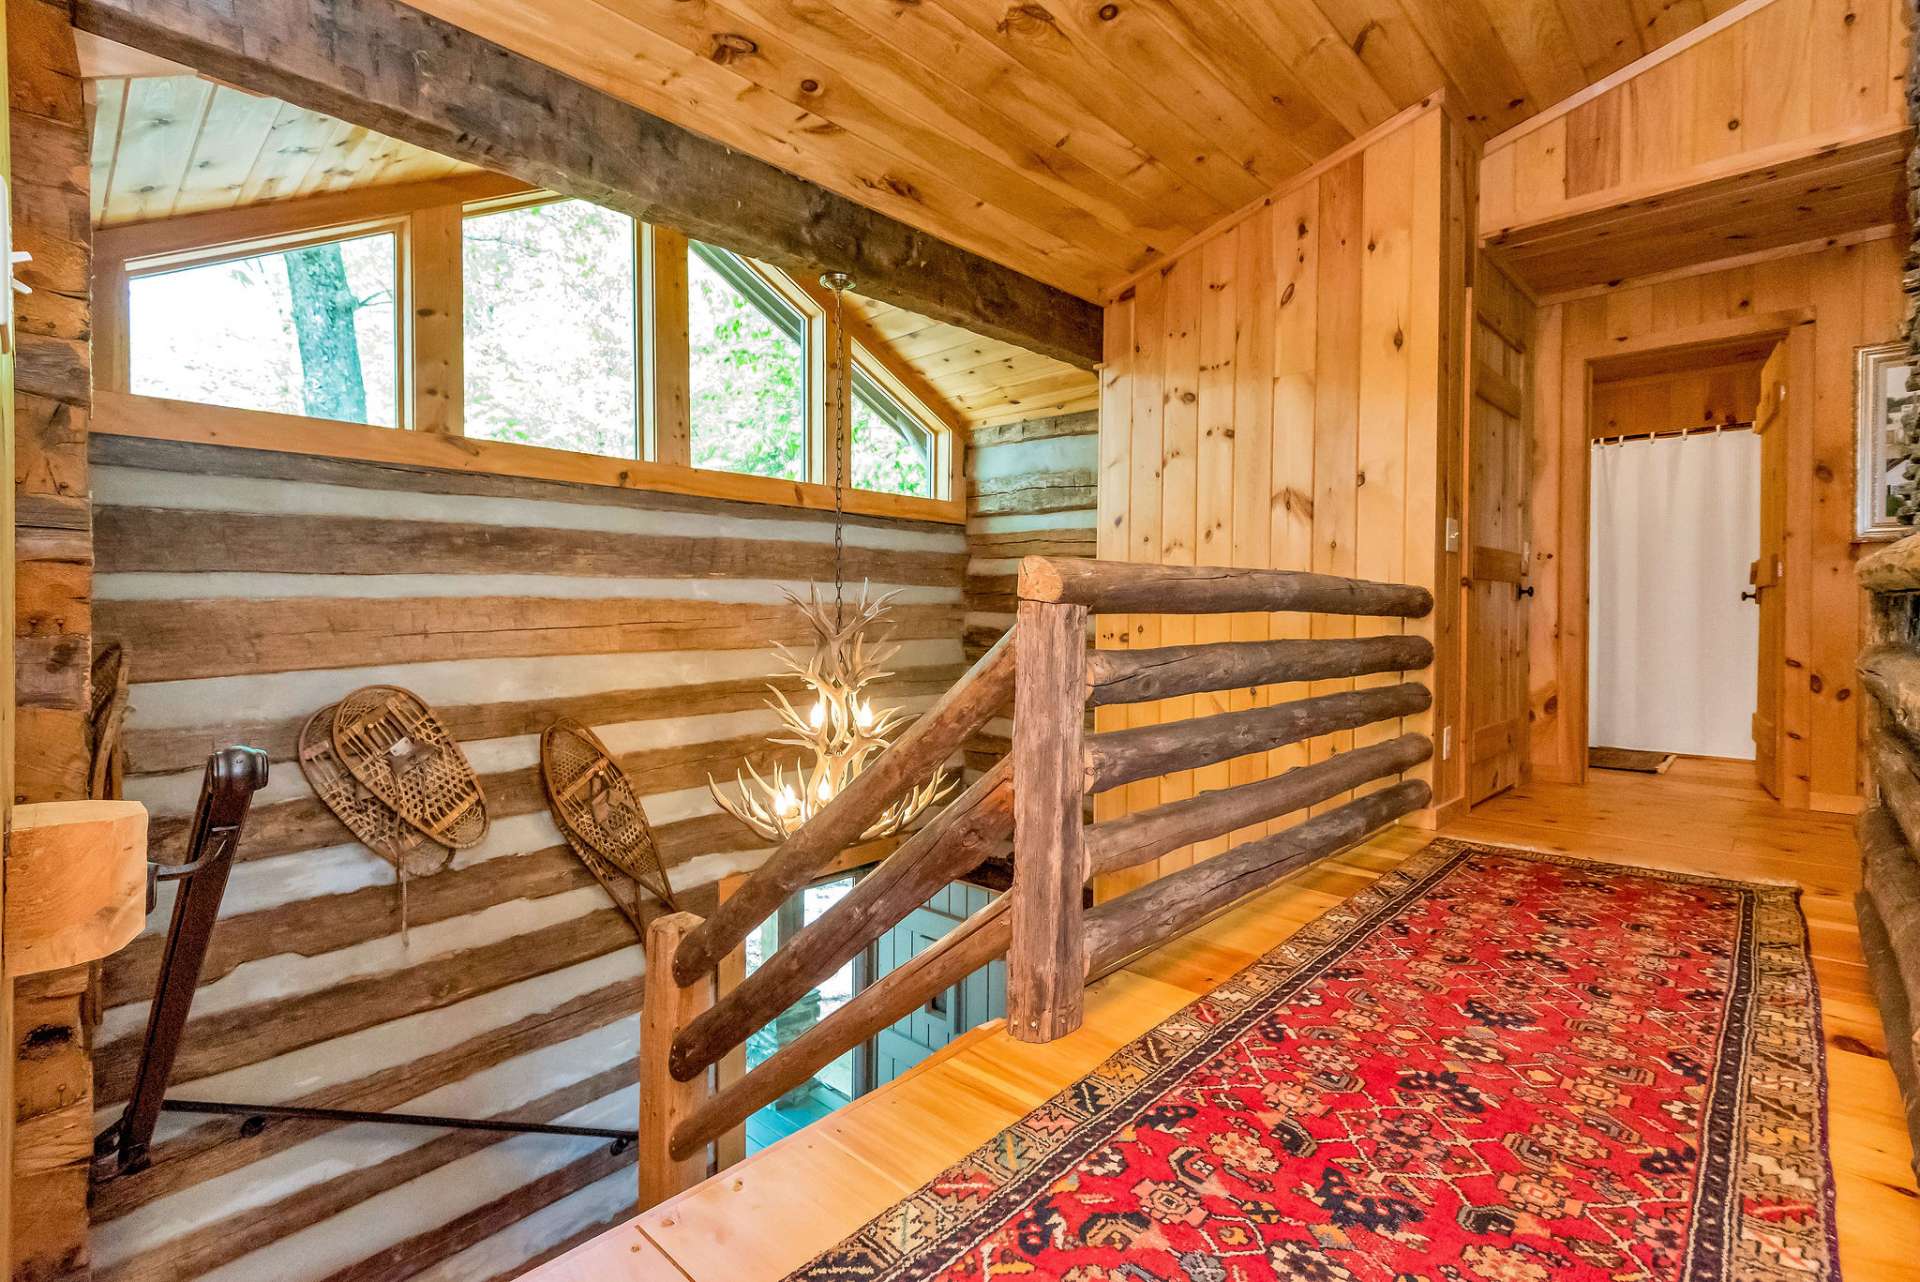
[1871,730,1920,858]
[669,757,1013,1081]
[1084,779,1430,976]
[1088,734,1432,876]
[98,595,963,683]
[673,630,1016,986]
[1018,558,1433,618]
[1860,646,1920,745]
[670,895,1012,1159]
[1858,533,1920,593]
[1087,683,1432,792]
[1088,635,1434,706]
[73,0,1103,367]
[96,506,965,586]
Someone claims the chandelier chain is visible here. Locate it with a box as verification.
[830,281,846,629]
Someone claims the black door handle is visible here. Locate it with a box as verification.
[1516,584,1535,599]
[1741,589,1759,602]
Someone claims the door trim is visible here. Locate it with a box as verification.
[1547,308,1811,795]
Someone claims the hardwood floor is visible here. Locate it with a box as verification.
[524,758,1920,1281]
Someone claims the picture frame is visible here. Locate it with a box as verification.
[1856,340,1916,541]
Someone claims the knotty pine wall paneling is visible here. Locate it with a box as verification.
[83,432,967,1282]
[1528,235,1902,810]
[1097,104,1470,893]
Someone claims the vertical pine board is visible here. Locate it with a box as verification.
[1093,296,1134,899]
[1189,225,1239,863]
[1228,206,1276,846]
[1351,120,1416,796]
[1113,266,1166,898]
[1404,108,1448,808]
[1153,250,1202,873]
[1309,155,1365,811]
[1269,178,1321,806]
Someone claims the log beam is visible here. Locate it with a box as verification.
[1088,734,1432,877]
[1008,598,1089,1043]
[670,895,1012,1160]
[1085,780,1431,977]
[1088,635,1434,706]
[638,912,711,1211]
[674,630,1016,986]
[1087,683,1432,792]
[1861,646,1920,746]
[668,758,1012,1082]
[70,0,1103,368]
[1018,558,1434,617]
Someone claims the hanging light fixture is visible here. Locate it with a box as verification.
[709,272,955,842]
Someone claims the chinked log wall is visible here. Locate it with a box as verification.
[83,431,968,1282]
[636,556,1436,1207]
[1857,534,1920,1181]
[962,410,1097,776]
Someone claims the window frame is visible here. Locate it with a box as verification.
[848,348,944,500]
[686,237,824,487]
[121,216,410,430]
[91,180,965,525]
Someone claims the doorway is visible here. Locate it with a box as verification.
[1584,335,1784,789]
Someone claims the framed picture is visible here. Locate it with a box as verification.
[1857,340,1915,541]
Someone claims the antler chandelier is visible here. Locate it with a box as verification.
[709,272,955,842]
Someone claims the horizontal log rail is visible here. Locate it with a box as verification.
[669,894,1013,1161]
[1085,779,1432,977]
[672,629,1015,987]
[1019,557,1434,618]
[1089,634,1433,706]
[1086,682,1432,792]
[668,758,1013,1083]
[1088,734,1433,877]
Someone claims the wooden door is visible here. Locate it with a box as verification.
[1751,340,1788,797]
[1463,278,1532,805]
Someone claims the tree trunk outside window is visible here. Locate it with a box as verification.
[284,242,368,422]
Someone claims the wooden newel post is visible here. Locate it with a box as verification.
[1008,598,1090,1042]
[639,911,713,1211]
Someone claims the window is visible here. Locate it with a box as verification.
[851,365,937,498]
[129,231,400,426]
[688,241,808,480]
[464,199,638,457]
[743,874,864,1152]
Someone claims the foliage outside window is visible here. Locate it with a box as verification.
[463,199,639,457]
[129,231,399,426]
[851,365,937,498]
[689,240,808,481]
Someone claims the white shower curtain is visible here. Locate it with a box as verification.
[1588,430,1760,759]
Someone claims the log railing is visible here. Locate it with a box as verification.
[637,556,1435,1207]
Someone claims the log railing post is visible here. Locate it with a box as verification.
[639,911,711,1210]
[1008,597,1089,1042]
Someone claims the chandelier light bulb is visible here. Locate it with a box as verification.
[809,701,826,729]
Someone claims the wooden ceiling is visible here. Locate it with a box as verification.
[401,0,1748,299]
[88,74,482,228]
[847,294,1098,430]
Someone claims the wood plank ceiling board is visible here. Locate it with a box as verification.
[88,74,484,227]
[843,292,1099,430]
[396,0,1734,298]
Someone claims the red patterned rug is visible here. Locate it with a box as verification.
[787,839,1836,1282]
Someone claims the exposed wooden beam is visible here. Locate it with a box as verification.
[71,0,1104,369]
